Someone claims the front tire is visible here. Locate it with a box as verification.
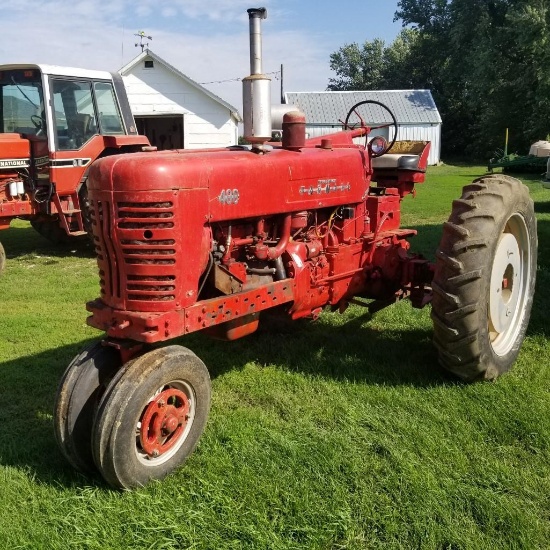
[92,346,211,489]
[431,175,537,381]
[54,342,122,473]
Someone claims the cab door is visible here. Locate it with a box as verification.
[49,78,106,195]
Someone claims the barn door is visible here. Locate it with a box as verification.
[134,115,184,150]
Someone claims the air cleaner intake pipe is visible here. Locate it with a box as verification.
[243,7,272,144]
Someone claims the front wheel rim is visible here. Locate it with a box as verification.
[488,213,531,356]
[135,380,196,466]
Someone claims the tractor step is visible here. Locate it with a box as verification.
[63,209,82,215]
[68,230,87,237]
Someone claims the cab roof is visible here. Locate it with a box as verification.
[0,64,114,81]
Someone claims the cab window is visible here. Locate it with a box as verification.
[0,69,46,138]
[94,82,124,135]
[52,79,96,150]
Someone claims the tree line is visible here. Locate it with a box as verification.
[328,0,550,159]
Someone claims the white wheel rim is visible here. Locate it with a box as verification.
[488,213,531,356]
[135,379,196,467]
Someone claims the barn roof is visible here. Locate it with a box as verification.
[119,50,242,122]
[284,90,441,126]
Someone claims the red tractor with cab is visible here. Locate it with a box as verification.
[0,64,149,270]
[54,8,538,489]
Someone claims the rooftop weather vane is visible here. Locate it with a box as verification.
[135,31,153,52]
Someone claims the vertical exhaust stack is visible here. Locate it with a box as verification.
[243,7,272,145]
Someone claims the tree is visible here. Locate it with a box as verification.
[327,29,431,91]
[328,0,550,157]
[395,0,452,31]
[505,1,550,146]
[327,39,387,91]
[382,29,423,89]
[394,0,550,157]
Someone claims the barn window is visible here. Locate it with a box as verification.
[144,60,154,69]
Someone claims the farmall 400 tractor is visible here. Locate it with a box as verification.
[54,8,538,489]
[0,65,149,271]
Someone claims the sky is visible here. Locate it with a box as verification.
[1,1,404,113]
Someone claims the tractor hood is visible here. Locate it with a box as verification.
[87,145,370,223]
[0,133,30,170]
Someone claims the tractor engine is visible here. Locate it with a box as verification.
[0,133,33,229]
[85,124,430,344]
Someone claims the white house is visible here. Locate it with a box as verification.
[284,90,442,165]
[119,50,241,150]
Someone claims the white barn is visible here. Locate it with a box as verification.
[284,90,442,165]
[119,50,241,150]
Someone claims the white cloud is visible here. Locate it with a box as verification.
[0,1,336,116]
[167,0,253,21]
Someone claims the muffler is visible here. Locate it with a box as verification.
[242,7,272,144]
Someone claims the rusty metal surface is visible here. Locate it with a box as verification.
[87,279,296,343]
[139,387,190,458]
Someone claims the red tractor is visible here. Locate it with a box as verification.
[54,8,538,489]
[0,64,149,271]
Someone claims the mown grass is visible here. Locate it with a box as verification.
[0,164,549,549]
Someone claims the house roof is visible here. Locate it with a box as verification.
[284,90,442,126]
[119,50,242,122]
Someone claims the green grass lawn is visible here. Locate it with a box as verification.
[0,164,549,549]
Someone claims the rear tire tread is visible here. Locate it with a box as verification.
[443,221,470,238]
[451,238,488,254]
[435,249,463,272]
[431,282,460,306]
[447,269,482,287]
[431,174,537,382]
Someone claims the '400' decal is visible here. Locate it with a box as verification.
[218,188,240,205]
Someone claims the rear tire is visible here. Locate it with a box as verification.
[431,175,537,381]
[92,345,211,489]
[78,182,93,239]
[31,219,71,244]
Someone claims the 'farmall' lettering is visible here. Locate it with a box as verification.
[299,180,351,196]
[0,159,30,169]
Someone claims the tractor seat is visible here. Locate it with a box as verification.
[372,154,421,171]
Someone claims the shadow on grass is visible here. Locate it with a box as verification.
[404,223,444,261]
[0,303,454,489]
[0,338,99,488]
[501,169,547,181]
[1,222,94,262]
[529,218,550,338]
[534,200,550,214]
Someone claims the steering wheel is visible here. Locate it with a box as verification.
[31,114,43,132]
[344,100,398,157]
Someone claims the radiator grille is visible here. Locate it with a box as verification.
[90,197,178,309]
[118,201,175,229]
[90,199,120,300]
